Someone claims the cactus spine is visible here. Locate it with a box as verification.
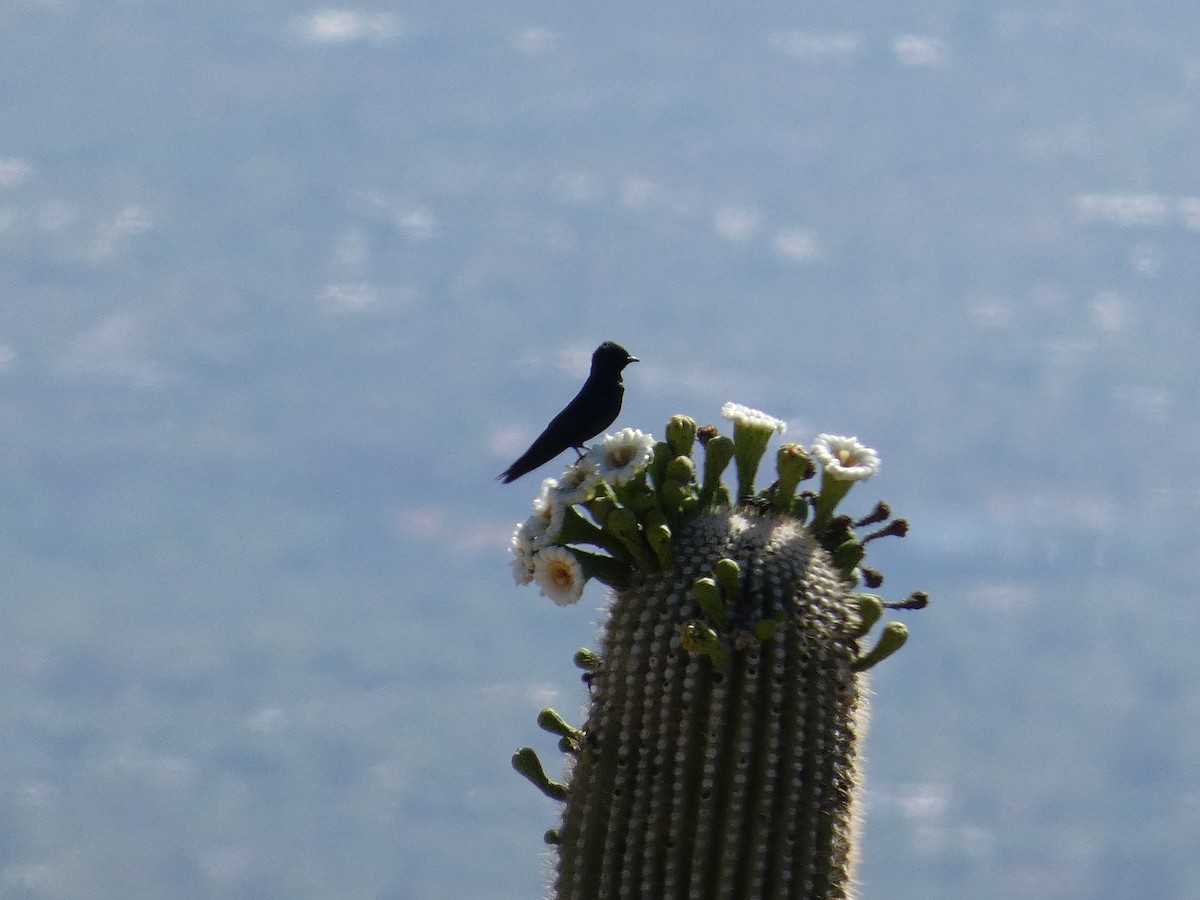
[509,406,926,900]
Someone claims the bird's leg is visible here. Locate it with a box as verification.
[573,446,586,459]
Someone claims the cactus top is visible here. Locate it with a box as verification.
[508,405,929,900]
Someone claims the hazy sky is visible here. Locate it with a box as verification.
[1,3,1198,898]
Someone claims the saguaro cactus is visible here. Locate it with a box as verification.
[510,404,926,900]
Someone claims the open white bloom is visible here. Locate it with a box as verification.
[532,477,568,540]
[532,545,586,606]
[720,402,786,435]
[811,434,880,481]
[534,476,559,508]
[509,520,538,585]
[592,428,656,485]
[519,510,549,549]
[555,456,602,506]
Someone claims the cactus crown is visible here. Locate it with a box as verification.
[509,404,927,900]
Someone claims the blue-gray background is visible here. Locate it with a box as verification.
[2,2,1198,898]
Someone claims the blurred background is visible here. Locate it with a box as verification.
[1,2,1197,898]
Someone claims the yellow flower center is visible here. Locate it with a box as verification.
[608,447,636,467]
[550,562,574,590]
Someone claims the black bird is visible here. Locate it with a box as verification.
[499,341,639,483]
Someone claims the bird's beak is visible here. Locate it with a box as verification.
[628,355,639,363]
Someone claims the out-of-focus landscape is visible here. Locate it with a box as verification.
[1,3,1198,898]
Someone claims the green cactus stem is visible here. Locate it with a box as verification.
[557,510,865,899]
[507,408,929,900]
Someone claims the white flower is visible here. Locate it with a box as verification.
[518,509,550,552]
[555,456,601,506]
[532,477,568,541]
[535,476,559,504]
[720,402,786,435]
[592,428,656,485]
[811,434,880,481]
[509,521,538,585]
[532,546,586,606]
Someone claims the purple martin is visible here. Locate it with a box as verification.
[499,341,639,483]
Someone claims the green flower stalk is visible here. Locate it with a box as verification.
[508,410,927,900]
[808,435,881,533]
[720,402,787,501]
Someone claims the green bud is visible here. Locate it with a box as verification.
[666,415,698,457]
[853,621,909,671]
[852,594,885,637]
[544,829,561,845]
[831,539,866,574]
[604,508,656,572]
[614,470,658,517]
[692,576,730,632]
[573,648,602,671]
[645,521,674,570]
[537,708,583,743]
[700,435,735,505]
[713,557,742,605]
[512,747,569,801]
[770,443,812,511]
[680,621,727,668]
[559,735,582,755]
[665,454,697,485]
[648,440,673,490]
[657,478,690,521]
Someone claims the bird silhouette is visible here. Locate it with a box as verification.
[499,341,639,483]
